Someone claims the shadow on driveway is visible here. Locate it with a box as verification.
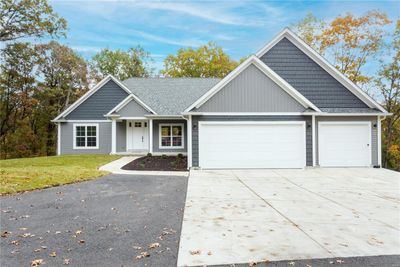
[1,174,188,266]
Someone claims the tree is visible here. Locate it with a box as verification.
[89,46,153,82]
[162,42,238,78]
[292,12,326,54]
[0,0,67,41]
[35,41,89,155]
[376,20,400,170]
[293,11,391,87]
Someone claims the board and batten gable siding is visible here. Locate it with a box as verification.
[316,116,378,166]
[260,38,369,109]
[117,99,152,117]
[152,120,187,153]
[116,121,126,153]
[60,122,111,154]
[66,80,129,120]
[191,116,312,167]
[195,64,305,112]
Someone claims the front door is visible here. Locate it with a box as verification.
[126,121,149,151]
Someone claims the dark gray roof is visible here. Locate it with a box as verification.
[122,78,220,115]
[320,108,382,113]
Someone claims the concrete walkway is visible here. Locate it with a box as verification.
[99,156,188,176]
[178,168,400,266]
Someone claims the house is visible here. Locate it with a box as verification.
[53,28,390,169]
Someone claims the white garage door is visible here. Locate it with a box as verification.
[198,121,306,169]
[319,122,371,167]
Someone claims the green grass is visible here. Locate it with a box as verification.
[0,155,121,195]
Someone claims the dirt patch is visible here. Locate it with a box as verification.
[122,156,187,171]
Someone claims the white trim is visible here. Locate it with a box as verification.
[57,123,61,155]
[184,55,321,113]
[54,120,110,123]
[182,112,306,116]
[145,115,183,118]
[73,123,99,150]
[119,116,148,120]
[256,28,387,113]
[198,121,307,169]
[158,123,185,149]
[312,115,316,166]
[311,113,390,116]
[318,121,372,167]
[111,119,116,154]
[105,94,156,116]
[187,115,192,168]
[377,116,382,166]
[149,119,153,153]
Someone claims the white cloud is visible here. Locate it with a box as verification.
[70,45,102,53]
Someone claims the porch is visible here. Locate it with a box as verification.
[110,117,188,156]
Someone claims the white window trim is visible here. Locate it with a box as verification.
[73,123,99,149]
[159,123,184,149]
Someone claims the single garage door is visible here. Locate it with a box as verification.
[198,121,306,169]
[318,122,371,167]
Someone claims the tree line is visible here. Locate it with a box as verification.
[0,1,399,170]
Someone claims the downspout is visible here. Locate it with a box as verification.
[377,116,386,168]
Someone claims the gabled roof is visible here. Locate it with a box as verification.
[105,94,156,116]
[122,78,220,115]
[255,28,387,113]
[184,55,321,113]
[53,75,155,121]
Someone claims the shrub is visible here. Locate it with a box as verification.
[177,153,184,159]
[161,154,168,159]
[146,152,152,157]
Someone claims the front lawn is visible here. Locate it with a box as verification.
[0,155,120,195]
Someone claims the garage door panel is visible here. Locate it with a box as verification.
[319,123,371,167]
[199,122,305,169]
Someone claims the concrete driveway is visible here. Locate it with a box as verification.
[178,168,400,266]
[1,174,188,267]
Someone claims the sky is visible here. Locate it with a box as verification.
[48,0,400,74]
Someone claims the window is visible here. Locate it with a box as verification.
[159,124,184,149]
[134,122,142,127]
[73,124,99,149]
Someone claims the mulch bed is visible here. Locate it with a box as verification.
[122,155,187,171]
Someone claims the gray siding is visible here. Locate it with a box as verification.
[152,120,187,153]
[191,116,312,167]
[260,38,369,109]
[316,116,378,166]
[60,122,111,154]
[116,121,126,153]
[66,80,128,119]
[117,99,151,117]
[196,64,305,112]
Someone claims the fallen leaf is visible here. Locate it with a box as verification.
[1,231,10,237]
[249,262,257,266]
[49,251,57,257]
[63,259,70,265]
[34,248,41,252]
[40,246,47,249]
[55,231,61,234]
[11,240,19,245]
[20,215,30,218]
[30,259,44,266]
[21,233,33,238]
[148,242,160,249]
[190,250,201,255]
[20,228,28,231]
[207,251,212,256]
[78,240,85,244]
[133,246,142,250]
[288,261,295,266]
[135,251,150,259]
[75,230,82,235]
[336,259,345,264]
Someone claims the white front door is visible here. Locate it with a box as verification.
[126,121,149,151]
[318,122,371,167]
[198,121,306,169]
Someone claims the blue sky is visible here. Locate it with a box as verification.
[49,0,399,73]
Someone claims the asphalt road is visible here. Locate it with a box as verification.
[0,174,188,267]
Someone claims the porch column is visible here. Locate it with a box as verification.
[377,116,381,167]
[111,119,116,154]
[57,123,61,156]
[149,119,153,153]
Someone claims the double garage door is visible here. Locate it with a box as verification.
[198,121,372,169]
